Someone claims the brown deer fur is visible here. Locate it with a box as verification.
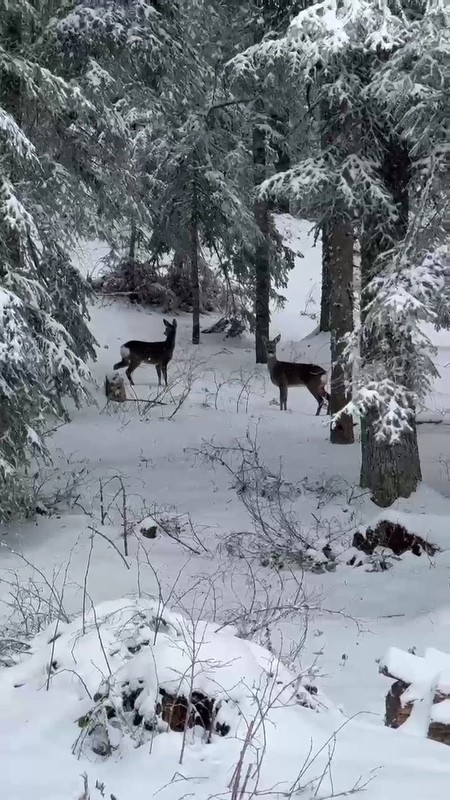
[113,318,177,386]
[264,334,330,414]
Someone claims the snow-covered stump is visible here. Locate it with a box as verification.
[380,647,450,745]
[105,372,126,403]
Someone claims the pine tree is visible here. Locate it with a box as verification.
[49,0,179,254]
[227,0,308,362]
[0,0,98,519]
[233,0,448,495]
[130,0,263,344]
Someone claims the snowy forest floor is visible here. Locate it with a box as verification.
[1,217,450,799]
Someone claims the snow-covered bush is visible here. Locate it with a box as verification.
[97,255,226,314]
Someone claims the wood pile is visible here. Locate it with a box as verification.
[381,646,450,745]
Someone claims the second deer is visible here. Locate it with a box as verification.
[264,334,330,414]
[113,318,177,386]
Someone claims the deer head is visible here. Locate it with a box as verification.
[263,334,281,363]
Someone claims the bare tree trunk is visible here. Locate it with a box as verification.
[190,172,200,345]
[360,138,421,504]
[319,221,331,332]
[329,219,354,444]
[129,219,137,259]
[269,111,290,215]
[319,97,354,439]
[253,123,271,364]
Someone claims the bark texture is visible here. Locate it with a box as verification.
[190,165,200,345]
[328,219,354,444]
[253,123,270,364]
[319,221,331,332]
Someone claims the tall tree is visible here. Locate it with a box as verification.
[234,0,448,488]
[252,110,271,362]
[356,0,448,503]
[319,222,331,333]
[0,0,99,519]
[228,0,305,362]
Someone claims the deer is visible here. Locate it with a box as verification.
[263,334,330,414]
[113,318,177,387]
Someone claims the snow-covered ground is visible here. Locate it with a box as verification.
[1,216,450,799]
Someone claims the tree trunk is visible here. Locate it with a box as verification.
[269,111,290,215]
[129,219,137,259]
[319,221,331,332]
[328,219,355,444]
[360,410,421,507]
[359,137,421,504]
[190,178,200,345]
[253,123,271,364]
[319,97,353,439]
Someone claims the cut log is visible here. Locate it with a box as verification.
[382,647,450,745]
[156,688,229,737]
[105,373,126,403]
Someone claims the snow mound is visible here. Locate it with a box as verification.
[4,600,450,799]
[3,596,325,758]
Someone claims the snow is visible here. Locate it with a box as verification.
[382,647,433,684]
[431,701,450,724]
[381,647,450,697]
[1,214,450,799]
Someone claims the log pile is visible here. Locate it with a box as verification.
[353,520,438,558]
[381,646,450,745]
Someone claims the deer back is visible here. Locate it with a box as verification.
[121,339,173,365]
[269,359,326,389]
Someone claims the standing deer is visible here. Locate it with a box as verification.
[264,334,330,414]
[113,318,177,386]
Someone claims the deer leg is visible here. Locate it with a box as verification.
[315,395,324,416]
[280,385,288,411]
[156,365,162,386]
[162,363,168,387]
[313,387,330,416]
[113,358,127,371]
[306,382,325,416]
[125,356,140,386]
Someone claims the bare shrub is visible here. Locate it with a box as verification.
[190,429,339,570]
[31,451,90,516]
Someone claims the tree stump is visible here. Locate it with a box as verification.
[105,373,126,403]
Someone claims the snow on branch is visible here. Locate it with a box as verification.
[258,154,394,223]
[335,251,445,442]
[0,106,37,162]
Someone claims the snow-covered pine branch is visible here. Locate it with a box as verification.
[338,251,446,443]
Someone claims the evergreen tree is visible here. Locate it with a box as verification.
[227,0,309,362]
[233,0,448,497]
[0,0,97,519]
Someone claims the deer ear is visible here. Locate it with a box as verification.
[274,334,281,344]
[163,318,169,326]
[172,319,177,327]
